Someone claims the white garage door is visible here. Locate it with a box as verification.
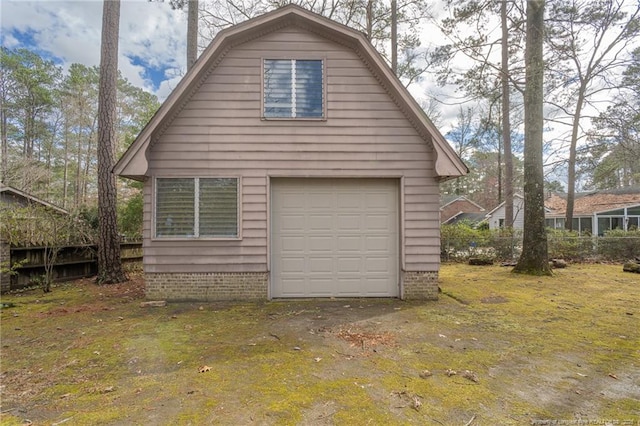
[271,178,399,298]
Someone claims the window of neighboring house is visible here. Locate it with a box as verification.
[155,177,238,238]
[263,59,324,119]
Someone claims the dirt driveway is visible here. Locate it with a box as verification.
[1,264,639,425]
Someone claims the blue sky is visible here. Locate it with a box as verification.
[1,0,189,100]
[0,0,454,117]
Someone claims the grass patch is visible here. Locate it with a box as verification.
[1,265,639,424]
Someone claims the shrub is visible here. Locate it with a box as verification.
[488,228,522,261]
[546,229,593,261]
[597,229,640,261]
[118,192,143,240]
[441,221,491,262]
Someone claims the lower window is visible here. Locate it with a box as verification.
[155,177,238,238]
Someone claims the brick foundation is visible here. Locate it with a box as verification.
[145,272,269,301]
[144,271,439,301]
[402,271,439,300]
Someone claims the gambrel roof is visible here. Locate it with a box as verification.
[115,5,467,181]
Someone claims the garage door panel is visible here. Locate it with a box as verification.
[280,278,305,297]
[309,257,333,272]
[307,278,335,296]
[309,214,333,230]
[337,236,361,251]
[280,193,306,209]
[337,278,363,295]
[281,236,305,251]
[337,214,361,231]
[364,278,393,295]
[365,214,393,231]
[309,192,334,209]
[337,192,361,208]
[365,257,391,273]
[337,257,362,273]
[308,236,333,251]
[366,235,391,251]
[282,257,305,271]
[272,178,399,298]
[366,192,391,209]
[281,214,305,231]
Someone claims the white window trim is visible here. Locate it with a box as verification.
[152,176,241,241]
[261,57,327,121]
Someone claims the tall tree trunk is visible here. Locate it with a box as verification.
[97,0,126,284]
[564,88,585,232]
[1,97,7,183]
[497,137,502,202]
[391,0,397,74]
[74,131,82,207]
[513,0,551,276]
[187,0,198,71]
[83,135,92,204]
[366,0,373,40]
[501,0,514,228]
[63,121,69,209]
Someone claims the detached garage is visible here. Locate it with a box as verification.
[114,6,467,301]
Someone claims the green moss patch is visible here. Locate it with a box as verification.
[1,265,639,424]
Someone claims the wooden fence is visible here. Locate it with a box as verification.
[0,242,142,293]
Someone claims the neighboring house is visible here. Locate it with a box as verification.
[0,184,70,292]
[545,188,640,235]
[440,195,485,225]
[485,194,528,230]
[114,6,467,301]
[0,184,69,215]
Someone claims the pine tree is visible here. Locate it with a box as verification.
[96,0,127,284]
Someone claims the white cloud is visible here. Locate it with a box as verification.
[1,0,187,100]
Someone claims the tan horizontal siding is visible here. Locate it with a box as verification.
[147,243,265,255]
[403,227,439,238]
[152,141,429,153]
[145,25,442,274]
[167,117,413,128]
[151,151,429,162]
[162,125,421,136]
[177,107,407,120]
[145,263,266,273]
[149,168,430,179]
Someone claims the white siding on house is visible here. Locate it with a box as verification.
[487,196,525,230]
[144,26,440,274]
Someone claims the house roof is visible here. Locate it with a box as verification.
[484,194,525,217]
[440,195,485,211]
[0,184,69,215]
[442,211,487,225]
[545,187,640,216]
[113,4,468,181]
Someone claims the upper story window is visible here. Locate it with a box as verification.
[155,177,238,239]
[263,59,324,119]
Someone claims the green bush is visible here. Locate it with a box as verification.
[488,228,522,261]
[118,192,143,240]
[441,221,491,262]
[597,229,640,261]
[546,229,594,261]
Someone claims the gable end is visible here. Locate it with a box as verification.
[115,5,467,180]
